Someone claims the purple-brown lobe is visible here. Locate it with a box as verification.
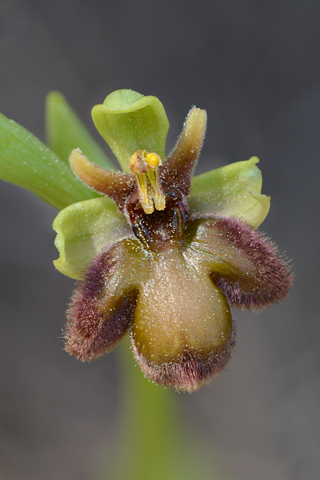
[64,239,145,361]
[186,215,293,309]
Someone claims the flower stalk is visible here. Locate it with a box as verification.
[99,338,215,480]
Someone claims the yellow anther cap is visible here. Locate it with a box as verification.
[145,152,160,168]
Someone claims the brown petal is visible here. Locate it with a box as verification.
[159,107,207,196]
[69,149,136,211]
[64,238,148,361]
[184,216,292,309]
[131,248,235,392]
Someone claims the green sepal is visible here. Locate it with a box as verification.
[53,197,132,279]
[0,113,99,210]
[92,90,169,173]
[45,91,115,170]
[188,157,270,228]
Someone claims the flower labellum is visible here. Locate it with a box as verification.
[51,90,292,393]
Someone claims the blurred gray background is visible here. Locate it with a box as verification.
[0,0,319,479]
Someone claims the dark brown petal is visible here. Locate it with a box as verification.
[184,215,293,309]
[159,107,207,196]
[64,238,149,361]
[131,248,235,392]
[69,149,136,211]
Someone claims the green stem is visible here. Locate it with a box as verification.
[97,337,219,480]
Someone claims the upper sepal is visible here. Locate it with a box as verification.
[92,90,169,173]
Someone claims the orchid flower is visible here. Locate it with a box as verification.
[0,89,292,392]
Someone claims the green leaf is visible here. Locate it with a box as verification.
[188,157,270,228]
[45,91,115,170]
[92,90,169,173]
[53,197,132,279]
[0,113,99,210]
